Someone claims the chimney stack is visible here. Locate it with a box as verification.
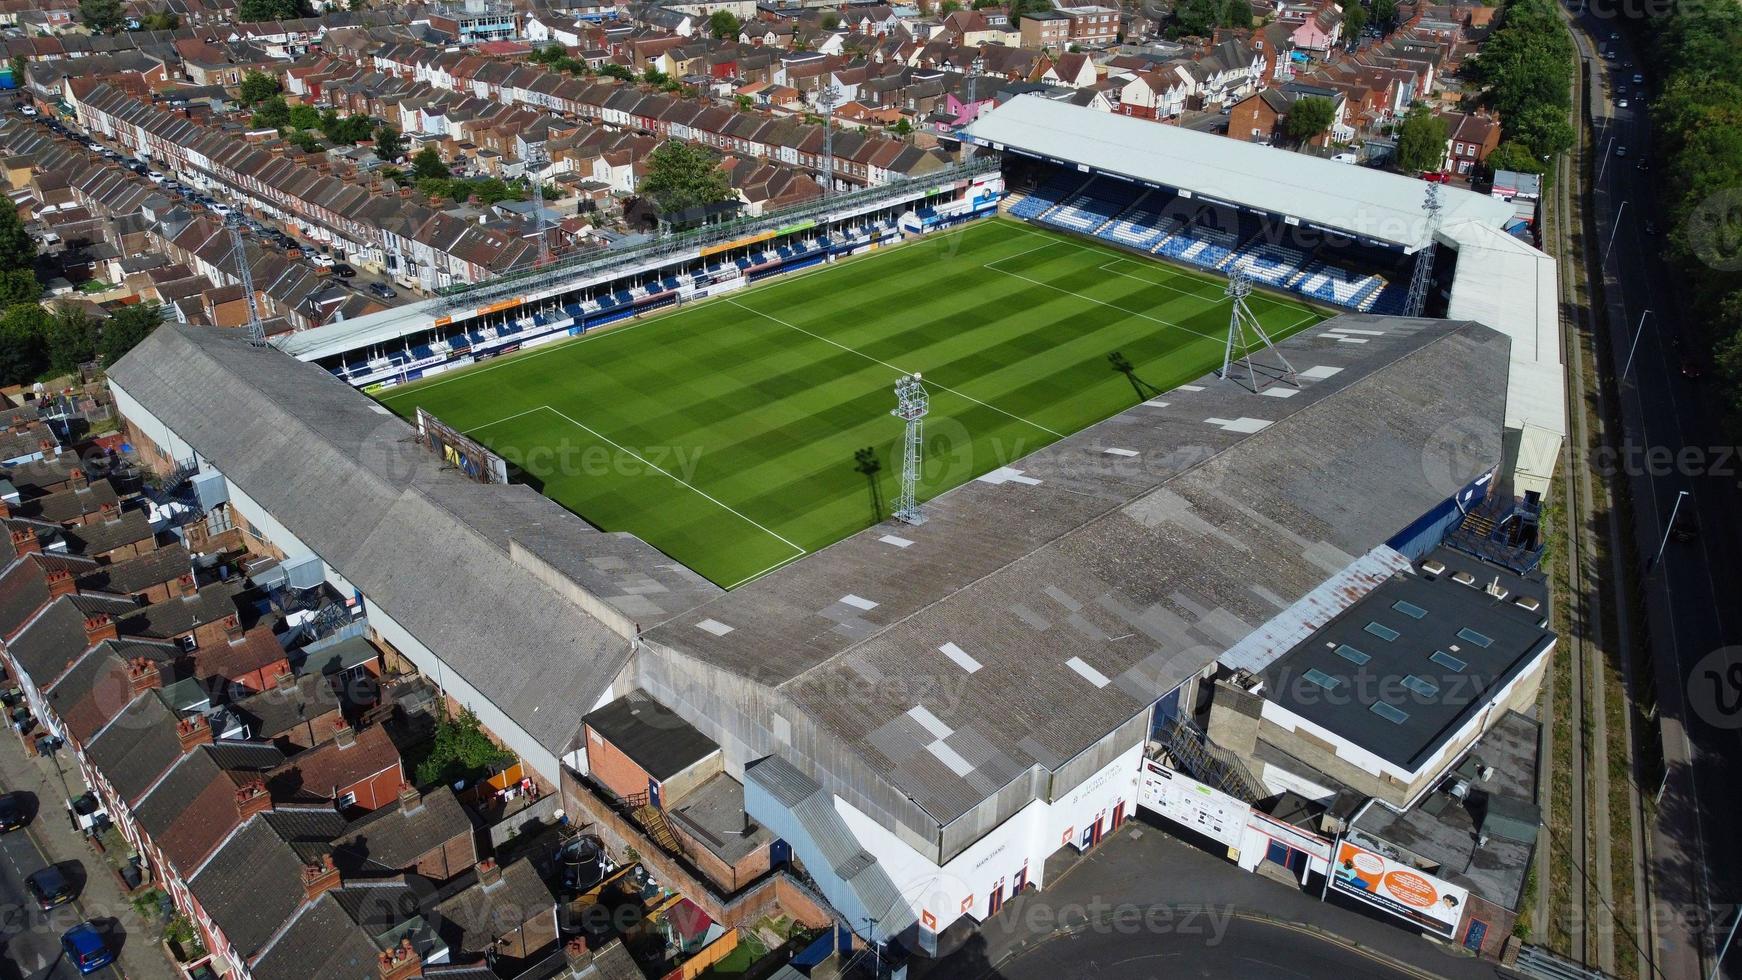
[476,858,502,888]
[9,528,39,556]
[45,567,76,599]
[396,781,422,811]
[334,722,356,749]
[176,713,212,752]
[82,613,118,646]
[222,613,243,642]
[274,669,296,691]
[127,657,162,696]
[235,778,272,819]
[301,852,342,902]
[376,937,421,980]
[175,571,196,597]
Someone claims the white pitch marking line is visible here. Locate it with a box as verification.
[1095,259,1225,302]
[461,405,548,435]
[722,549,808,591]
[538,405,807,561]
[983,262,1225,344]
[724,300,1066,440]
[982,239,1058,272]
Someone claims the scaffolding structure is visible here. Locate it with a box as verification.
[526,143,551,267]
[891,373,928,525]
[817,83,842,197]
[1217,264,1297,393]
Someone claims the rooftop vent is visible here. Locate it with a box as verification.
[1451,570,1476,587]
[1484,576,1509,600]
[1421,559,1446,577]
[1513,595,1541,612]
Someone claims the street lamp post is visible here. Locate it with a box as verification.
[1621,308,1653,379]
[1649,489,1689,571]
[1603,199,1629,265]
[1597,136,1615,183]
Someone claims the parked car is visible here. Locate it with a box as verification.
[1633,72,1644,84]
[60,922,114,975]
[0,793,27,832]
[332,263,356,278]
[1671,501,1700,541]
[146,171,165,183]
[27,866,75,910]
[311,252,335,268]
[19,105,36,116]
[1617,99,1629,108]
[210,203,232,216]
[1615,145,1627,157]
[368,281,398,299]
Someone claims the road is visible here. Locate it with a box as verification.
[991,913,1450,980]
[1565,6,1742,979]
[0,797,117,980]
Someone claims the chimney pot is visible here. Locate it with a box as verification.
[476,857,502,887]
[176,713,212,751]
[82,613,118,645]
[45,567,76,598]
[334,722,356,748]
[10,528,39,556]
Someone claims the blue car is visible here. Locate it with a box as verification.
[61,922,114,974]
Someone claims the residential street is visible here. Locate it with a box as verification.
[0,733,174,980]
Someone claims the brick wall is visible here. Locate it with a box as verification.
[583,723,655,802]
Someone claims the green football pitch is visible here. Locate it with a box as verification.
[377,218,1327,588]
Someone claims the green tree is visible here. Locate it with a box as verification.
[0,268,39,307]
[99,302,161,365]
[1342,1,1366,41]
[414,708,511,787]
[709,9,741,38]
[1395,107,1448,174]
[892,117,914,136]
[236,0,307,21]
[1483,140,1546,179]
[411,146,450,180]
[0,205,36,272]
[600,63,633,81]
[375,122,406,161]
[45,305,98,378]
[250,95,290,129]
[137,10,179,28]
[642,67,669,86]
[239,70,280,106]
[286,103,321,131]
[79,0,124,32]
[1007,0,1053,25]
[821,9,842,27]
[1372,0,1397,26]
[639,141,733,214]
[1284,96,1337,144]
[0,304,49,385]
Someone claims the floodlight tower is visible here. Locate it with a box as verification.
[817,83,842,197]
[227,214,267,347]
[891,372,928,525]
[527,142,551,266]
[1404,179,1444,318]
[1218,264,1298,393]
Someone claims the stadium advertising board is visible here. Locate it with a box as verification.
[1137,760,1247,855]
[416,407,509,485]
[1328,838,1468,938]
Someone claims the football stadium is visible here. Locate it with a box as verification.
[375,218,1326,587]
[111,97,1568,962]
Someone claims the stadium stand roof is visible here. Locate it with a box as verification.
[107,326,721,758]
[645,314,1512,830]
[965,96,1514,250]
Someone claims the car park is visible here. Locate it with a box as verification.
[60,922,114,974]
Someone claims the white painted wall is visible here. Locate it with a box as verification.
[836,740,1142,935]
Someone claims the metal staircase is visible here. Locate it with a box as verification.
[620,792,686,858]
[1152,716,1266,803]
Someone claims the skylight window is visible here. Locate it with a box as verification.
[1430,650,1466,671]
[1335,645,1371,666]
[1392,600,1429,620]
[1303,668,1341,691]
[1401,675,1440,697]
[1457,627,1494,648]
[1365,622,1400,641]
[1371,702,1409,724]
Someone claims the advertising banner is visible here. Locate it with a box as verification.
[1328,838,1468,938]
[1137,759,1248,853]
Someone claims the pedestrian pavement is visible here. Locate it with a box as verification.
[0,733,180,980]
[931,816,1522,980]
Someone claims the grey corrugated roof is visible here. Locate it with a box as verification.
[653,316,1512,826]
[966,96,1513,249]
[106,326,721,758]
